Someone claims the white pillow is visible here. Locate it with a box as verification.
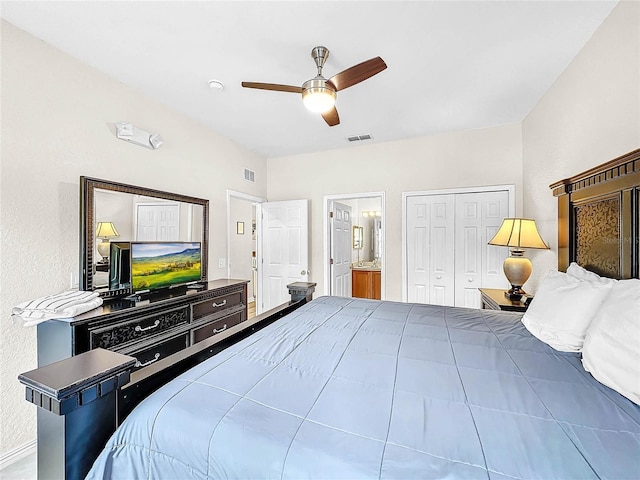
[582,279,640,405]
[521,270,613,352]
[566,262,616,285]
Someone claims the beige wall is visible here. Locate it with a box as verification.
[0,21,267,456]
[267,123,524,301]
[522,0,640,289]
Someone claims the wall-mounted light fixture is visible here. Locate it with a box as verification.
[362,210,382,218]
[116,122,164,149]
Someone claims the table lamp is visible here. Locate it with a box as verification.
[488,218,549,299]
[95,222,119,264]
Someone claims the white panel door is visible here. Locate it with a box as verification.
[406,196,430,303]
[481,192,511,290]
[257,199,309,314]
[454,191,510,307]
[406,195,455,305]
[136,204,180,241]
[330,201,352,297]
[429,196,455,306]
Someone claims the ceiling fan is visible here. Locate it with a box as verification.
[241,46,387,127]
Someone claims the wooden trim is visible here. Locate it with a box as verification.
[550,148,640,197]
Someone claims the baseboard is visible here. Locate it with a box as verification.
[0,439,36,470]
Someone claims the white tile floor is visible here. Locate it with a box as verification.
[0,451,36,480]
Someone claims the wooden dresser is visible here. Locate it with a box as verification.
[37,279,248,369]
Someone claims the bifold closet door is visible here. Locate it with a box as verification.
[454,191,509,307]
[406,189,510,307]
[406,195,455,305]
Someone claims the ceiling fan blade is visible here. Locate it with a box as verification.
[241,82,303,94]
[328,57,387,91]
[321,106,340,127]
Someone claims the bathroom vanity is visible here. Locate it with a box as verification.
[352,265,381,299]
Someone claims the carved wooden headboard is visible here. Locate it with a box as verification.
[550,148,640,280]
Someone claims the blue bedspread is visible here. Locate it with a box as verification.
[87,296,640,479]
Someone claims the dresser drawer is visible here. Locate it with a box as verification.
[192,290,243,321]
[192,311,243,344]
[89,306,190,350]
[123,333,189,371]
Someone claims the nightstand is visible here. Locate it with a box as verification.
[479,288,530,312]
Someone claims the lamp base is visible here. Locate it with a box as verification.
[504,287,527,300]
[502,250,532,301]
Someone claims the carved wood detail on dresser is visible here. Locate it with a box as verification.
[37,279,249,371]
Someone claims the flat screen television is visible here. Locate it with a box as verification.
[109,241,131,290]
[130,242,202,293]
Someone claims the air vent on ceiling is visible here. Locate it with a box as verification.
[243,168,255,183]
[346,134,373,143]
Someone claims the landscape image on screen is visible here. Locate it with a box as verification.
[131,242,201,291]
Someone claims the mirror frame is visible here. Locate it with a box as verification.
[80,176,209,292]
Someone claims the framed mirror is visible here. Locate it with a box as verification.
[80,177,209,295]
[353,226,364,249]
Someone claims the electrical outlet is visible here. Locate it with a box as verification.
[218,258,226,268]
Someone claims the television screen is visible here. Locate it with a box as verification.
[130,242,202,292]
[109,241,131,290]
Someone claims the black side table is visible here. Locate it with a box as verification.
[479,288,530,312]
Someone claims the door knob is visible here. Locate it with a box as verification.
[468,278,473,282]
[436,275,442,280]
[301,270,308,275]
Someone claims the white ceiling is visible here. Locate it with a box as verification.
[1,1,618,158]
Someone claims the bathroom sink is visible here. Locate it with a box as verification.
[351,263,381,271]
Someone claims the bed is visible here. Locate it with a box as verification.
[87,295,640,479]
[20,149,640,479]
[85,149,640,479]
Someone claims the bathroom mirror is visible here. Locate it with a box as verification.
[353,226,364,249]
[373,218,382,260]
[80,176,209,294]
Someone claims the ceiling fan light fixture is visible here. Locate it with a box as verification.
[302,78,336,113]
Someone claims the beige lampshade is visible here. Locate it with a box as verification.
[488,218,548,250]
[95,221,120,239]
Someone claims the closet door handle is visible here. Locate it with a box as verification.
[135,353,160,367]
[212,300,227,308]
[135,320,160,332]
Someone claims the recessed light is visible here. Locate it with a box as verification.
[208,79,224,91]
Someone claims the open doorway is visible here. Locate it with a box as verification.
[227,190,265,319]
[324,192,385,299]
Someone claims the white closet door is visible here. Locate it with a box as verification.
[429,195,455,305]
[136,204,180,241]
[406,196,430,303]
[454,191,509,308]
[406,195,455,305]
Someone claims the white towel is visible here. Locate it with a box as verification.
[11,290,103,327]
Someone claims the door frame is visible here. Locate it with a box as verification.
[401,184,515,302]
[226,189,266,284]
[323,191,386,299]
